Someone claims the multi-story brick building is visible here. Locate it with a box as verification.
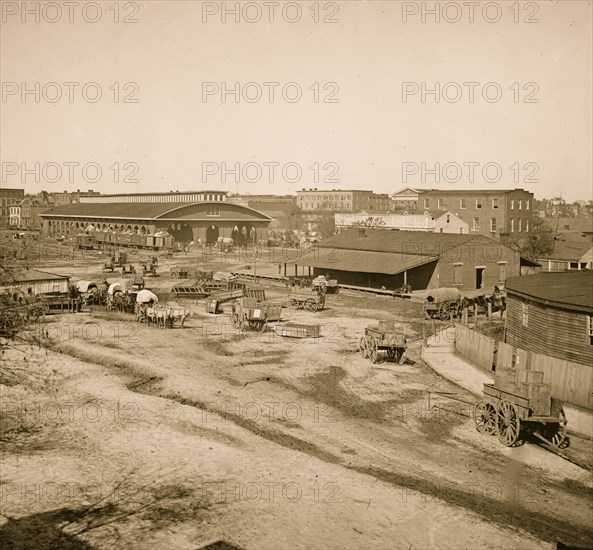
[0,188,25,227]
[416,188,533,238]
[296,189,391,213]
[52,189,101,206]
[8,198,32,229]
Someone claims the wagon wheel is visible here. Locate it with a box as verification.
[304,299,318,313]
[496,401,522,446]
[541,408,568,449]
[367,336,379,364]
[318,283,327,295]
[334,286,340,294]
[259,319,267,333]
[474,401,497,435]
[439,304,451,321]
[398,348,407,365]
[359,336,369,358]
[289,299,299,310]
[248,320,259,330]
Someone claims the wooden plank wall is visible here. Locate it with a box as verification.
[454,324,495,371]
[466,336,593,410]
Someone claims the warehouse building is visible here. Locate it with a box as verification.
[289,228,528,292]
[0,267,70,297]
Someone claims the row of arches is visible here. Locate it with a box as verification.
[47,220,148,235]
[45,219,261,244]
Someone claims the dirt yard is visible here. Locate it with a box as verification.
[1,250,592,549]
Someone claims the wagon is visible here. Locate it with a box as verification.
[230,298,283,332]
[311,275,339,294]
[287,289,325,312]
[102,262,115,273]
[424,288,462,320]
[141,262,158,277]
[474,383,567,448]
[359,321,407,364]
[121,264,136,276]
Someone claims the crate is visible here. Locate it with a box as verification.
[378,320,395,331]
[275,323,320,338]
[521,371,545,384]
[520,382,551,416]
[206,299,219,314]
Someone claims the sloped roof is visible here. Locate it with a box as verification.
[317,228,482,256]
[542,239,593,261]
[294,248,437,275]
[543,218,593,233]
[505,271,593,313]
[0,268,69,284]
[39,202,272,221]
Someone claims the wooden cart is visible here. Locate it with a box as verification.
[474,383,567,448]
[359,322,407,364]
[230,298,283,332]
[121,264,136,276]
[423,288,462,320]
[287,289,325,312]
[312,276,339,294]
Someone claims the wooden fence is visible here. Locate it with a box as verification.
[454,324,496,372]
[458,331,593,410]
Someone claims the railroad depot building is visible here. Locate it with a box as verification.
[290,228,525,291]
[39,191,272,245]
[504,271,593,368]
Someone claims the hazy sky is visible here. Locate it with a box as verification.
[1,0,591,201]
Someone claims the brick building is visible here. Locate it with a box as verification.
[288,228,525,292]
[0,188,25,228]
[296,189,391,213]
[8,198,32,229]
[416,189,534,238]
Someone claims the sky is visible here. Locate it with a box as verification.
[1,0,592,201]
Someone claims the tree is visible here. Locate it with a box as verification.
[501,217,554,261]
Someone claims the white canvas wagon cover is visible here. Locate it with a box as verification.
[425,288,462,303]
[136,289,159,304]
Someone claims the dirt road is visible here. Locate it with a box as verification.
[1,271,592,549]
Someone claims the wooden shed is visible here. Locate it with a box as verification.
[0,267,70,297]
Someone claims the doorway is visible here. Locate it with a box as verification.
[475,267,485,289]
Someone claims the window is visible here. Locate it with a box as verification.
[490,218,497,232]
[522,303,528,327]
[460,199,466,209]
[588,316,593,345]
[518,200,522,210]
[492,198,499,209]
[498,262,507,282]
[510,219,515,232]
[446,214,450,223]
[472,217,480,231]
[518,218,522,232]
[510,200,515,210]
[438,199,444,209]
[454,264,462,285]
[207,206,220,216]
[459,227,464,234]
[526,200,530,210]
[423,198,430,209]
[476,199,482,209]
[525,219,529,232]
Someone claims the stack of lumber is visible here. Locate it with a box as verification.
[275,323,320,338]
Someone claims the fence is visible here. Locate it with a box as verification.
[496,342,593,410]
[456,327,593,410]
[454,323,496,372]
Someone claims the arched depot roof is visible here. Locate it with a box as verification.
[39,202,273,223]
